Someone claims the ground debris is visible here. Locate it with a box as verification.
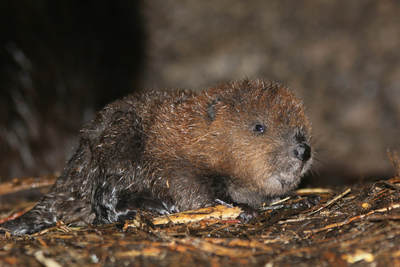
[1,176,400,266]
[151,205,242,226]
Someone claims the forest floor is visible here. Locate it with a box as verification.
[1,173,400,266]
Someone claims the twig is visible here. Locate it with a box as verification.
[0,206,32,224]
[378,181,400,191]
[269,196,291,206]
[0,176,56,195]
[278,216,324,224]
[304,202,400,234]
[367,215,400,221]
[306,188,351,216]
[296,188,333,195]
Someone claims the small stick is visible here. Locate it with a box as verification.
[0,206,33,224]
[296,188,333,195]
[278,216,324,224]
[306,188,351,216]
[304,202,400,234]
[367,215,400,221]
[379,181,400,191]
[0,176,56,196]
[269,196,291,206]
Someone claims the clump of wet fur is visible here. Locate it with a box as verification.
[0,79,312,235]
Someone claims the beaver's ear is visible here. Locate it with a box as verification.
[206,97,221,121]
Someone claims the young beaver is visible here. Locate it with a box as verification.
[1,79,312,235]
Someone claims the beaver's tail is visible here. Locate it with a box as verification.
[0,198,58,235]
[1,140,96,235]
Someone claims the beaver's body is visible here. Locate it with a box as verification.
[1,80,312,235]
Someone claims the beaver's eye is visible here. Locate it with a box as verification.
[253,124,265,134]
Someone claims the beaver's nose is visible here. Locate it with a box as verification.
[293,143,311,162]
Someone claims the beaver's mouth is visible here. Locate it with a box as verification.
[256,155,313,197]
[264,170,300,196]
[274,159,312,190]
[276,172,301,190]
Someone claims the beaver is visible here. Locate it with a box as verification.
[0,79,312,235]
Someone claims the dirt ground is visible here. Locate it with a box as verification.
[1,172,400,266]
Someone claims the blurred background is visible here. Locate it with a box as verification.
[1,0,399,186]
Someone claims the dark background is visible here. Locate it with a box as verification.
[1,0,399,185]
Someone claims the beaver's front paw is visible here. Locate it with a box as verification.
[236,203,258,223]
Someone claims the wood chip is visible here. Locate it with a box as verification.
[33,251,62,267]
[152,205,242,225]
[116,247,163,258]
[342,249,374,263]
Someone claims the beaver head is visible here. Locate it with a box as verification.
[202,80,312,207]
